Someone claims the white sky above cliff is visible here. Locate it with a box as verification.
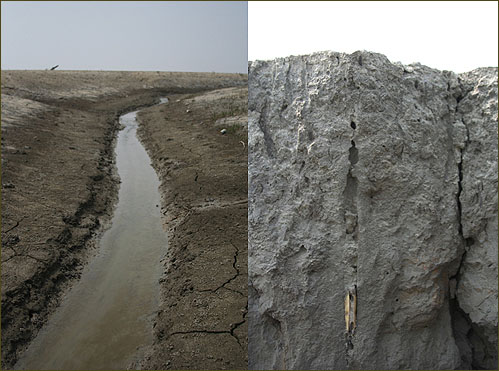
[1,1,247,72]
[249,1,498,73]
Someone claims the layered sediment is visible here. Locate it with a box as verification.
[248,51,497,369]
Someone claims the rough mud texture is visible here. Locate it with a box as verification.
[248,51,497,370]
[134,87,248,370]
[1,71,246,369]
[454,69,498,369]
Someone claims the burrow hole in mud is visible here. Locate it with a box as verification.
[349,140,359,165]
[347,340,354,350]
[350,121,356,130]
[465,237,475,247]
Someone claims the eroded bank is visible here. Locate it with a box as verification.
[134,87,248,370]
[14,107,168,370]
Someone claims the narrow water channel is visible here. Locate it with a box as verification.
[15,102,168,370]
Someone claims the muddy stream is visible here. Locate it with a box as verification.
[15,100,169,370]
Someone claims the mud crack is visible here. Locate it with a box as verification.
[169,311,247,349]
[3,216,26,234]
[199,241,243,296]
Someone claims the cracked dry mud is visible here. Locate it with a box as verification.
[1,71,247,369]
[134,87,248,369]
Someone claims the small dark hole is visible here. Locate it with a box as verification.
[465,237,475,247]
[351,140,356,147]
[350,121,356,130]
[385,271,389,275]
[349,142,359,164]
[395,298,399,302]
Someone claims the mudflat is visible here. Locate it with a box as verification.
[135,87,248,369]
[1,70,247,369]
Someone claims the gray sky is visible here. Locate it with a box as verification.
[249,1,498,73]
[1,1,247,73]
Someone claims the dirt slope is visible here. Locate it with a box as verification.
[134,87,248,369]
[1,70,246,369]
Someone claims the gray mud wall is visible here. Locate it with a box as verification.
[248,51,497,370]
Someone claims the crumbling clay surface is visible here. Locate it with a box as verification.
[248,51,497,370]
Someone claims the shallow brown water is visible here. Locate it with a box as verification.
[15,109,168,370]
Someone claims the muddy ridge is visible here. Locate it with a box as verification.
[134,87,248,369]
[1,71,247,369]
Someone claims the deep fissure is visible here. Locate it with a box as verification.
[448,78,485,370]
[344,131,359,365]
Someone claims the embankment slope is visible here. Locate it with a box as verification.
[135,87,248,369]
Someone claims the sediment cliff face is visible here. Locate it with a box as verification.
[248,51,497,370]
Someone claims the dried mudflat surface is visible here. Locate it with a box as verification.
[134,87,248,369]
[1,70,247,369]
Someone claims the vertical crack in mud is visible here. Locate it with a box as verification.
[456,115,469,239]
[449,78,479,369]
[453,114,469,279]
[257,98,276,158]
[343,123,359,366]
